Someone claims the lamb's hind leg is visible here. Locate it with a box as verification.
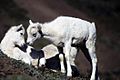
[86,39,98,80]
[80,40,98,80]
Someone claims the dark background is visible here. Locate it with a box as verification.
[0,0,120,79]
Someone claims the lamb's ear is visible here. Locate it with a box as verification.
[17,24,23,32]
[19,24,23,27]
[29,20,33,25]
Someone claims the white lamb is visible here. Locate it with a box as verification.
[27,16,98,80]
[0,25,45,68]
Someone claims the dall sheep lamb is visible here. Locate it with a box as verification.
[26,16,98,80]
[0,25,45,68]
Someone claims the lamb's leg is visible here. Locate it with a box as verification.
[69,47,78,66]
[64,40,72,77]
[59,53,65,73]
[79,40,92,65]
[85,39,98,80]
[70,47,80,77]
[57,46,65,73]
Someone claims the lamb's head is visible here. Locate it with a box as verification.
[27,20,43,45]
[8,24,25,47]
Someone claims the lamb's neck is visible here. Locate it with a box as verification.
[41,23,63,45]
[41,24,54,40]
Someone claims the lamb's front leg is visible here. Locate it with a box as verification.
[57,46,66,73]
[64,40,72,77]
[59,53,65,73]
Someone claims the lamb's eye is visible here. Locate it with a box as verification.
[32,33,37,37]
[20,33,23,36]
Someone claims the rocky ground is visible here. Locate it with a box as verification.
[0,50,90,80]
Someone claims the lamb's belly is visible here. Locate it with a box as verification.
[50,37,63,47]
[72,38,83,45]
[72,33,88,45]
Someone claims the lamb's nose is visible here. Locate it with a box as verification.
[26,42,30,45]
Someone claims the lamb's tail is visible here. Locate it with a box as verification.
[88,22,96,39]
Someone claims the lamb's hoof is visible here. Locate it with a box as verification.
[66,74,72,80]
[66,76,72,80]
[61,70,66,73]
[90,77,95,80]
[39,64,46,68]
[41,64,46,68]
[90,77,100,80]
